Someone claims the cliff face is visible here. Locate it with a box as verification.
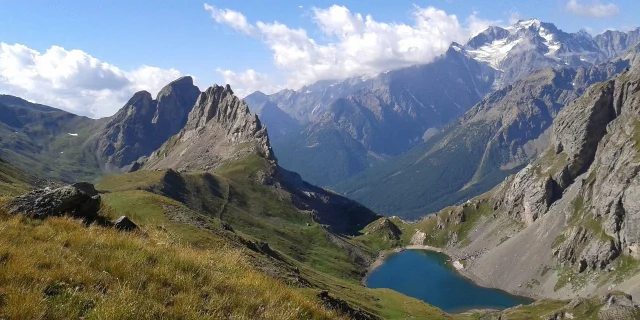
[144,84,275,173]
[91,76,200,171]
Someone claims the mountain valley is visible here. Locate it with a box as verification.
[2,12,640,320]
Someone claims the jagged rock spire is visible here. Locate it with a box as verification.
[144,83,275,172]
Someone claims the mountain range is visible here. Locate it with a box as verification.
[247,20,640,192]
[2,17,640,320]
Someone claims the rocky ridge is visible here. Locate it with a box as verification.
[143,84,275,173]
[89,76,200,171]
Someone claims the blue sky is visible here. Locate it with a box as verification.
[0,0,637,117]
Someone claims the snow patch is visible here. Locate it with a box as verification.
[466,38,522,69]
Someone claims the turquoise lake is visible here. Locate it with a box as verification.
[365,250,533,313]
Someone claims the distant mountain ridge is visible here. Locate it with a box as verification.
[337,56,633,218]
[245,20,640,188]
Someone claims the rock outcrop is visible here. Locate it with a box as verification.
[144,84,275,172]
[364,218,402,241]
[3,182,100,219]
[91,76,200,171]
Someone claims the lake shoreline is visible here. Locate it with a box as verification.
[361,245,534,312]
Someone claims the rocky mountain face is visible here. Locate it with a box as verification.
[143,84,275,173]
[89,76,200,171]
[395,62,640,300]
[139,83,380,235]
[246,21,640,188]
[0,77,201,181]
[338,57,632,219]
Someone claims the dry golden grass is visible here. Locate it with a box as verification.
[0,210,341,320]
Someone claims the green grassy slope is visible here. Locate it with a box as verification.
[95,158,464,319]
[0,96,103,183]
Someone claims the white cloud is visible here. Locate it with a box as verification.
[204,3,256,35]
[0,43,181,118]
[216,68,283,98]
[206,4,495,90]
[565,0,620,18]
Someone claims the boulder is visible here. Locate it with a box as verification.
[3,183,101,219]
[113,216,138,231]
[598,292,640,320]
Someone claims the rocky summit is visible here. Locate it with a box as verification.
[90,76,201,172]
[143,84,274,173]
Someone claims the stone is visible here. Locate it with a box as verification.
[113,216,137,231]
[3,183,101,219]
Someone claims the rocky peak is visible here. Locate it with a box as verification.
[90,77,200,171]
[144,83,275,172]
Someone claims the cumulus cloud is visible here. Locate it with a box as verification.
[207,4,495,90]
[204,3,256,35]
[565,0,620,18]
[0,43,181,118]
[216,68,283,98]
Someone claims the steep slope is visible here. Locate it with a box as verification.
[0,95,101,182]
[88,76,200,172]
[464,20,640,86]
[379,64,640,301]
[0,77,203,183]
[338,50,634,219]
[273,47,499,186]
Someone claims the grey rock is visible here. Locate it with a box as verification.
[113,216,137,231]
[552,80,616,186]
[145,84,275,173]
[90,76,201,172]
[494,165,555,225]
[3,183,101,219]
[598,292,640,320]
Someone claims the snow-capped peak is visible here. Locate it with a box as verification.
[464,19,567,70]
[511,18,541,30]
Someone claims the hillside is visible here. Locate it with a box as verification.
[0,95,102,182]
